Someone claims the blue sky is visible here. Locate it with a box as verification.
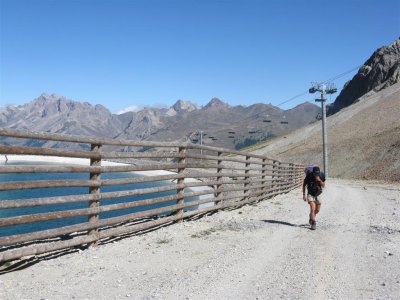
[1,0,399,112]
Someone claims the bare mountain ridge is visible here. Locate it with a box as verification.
[0,94,124,143]
[0,94,320,150]
[329,38,400,114]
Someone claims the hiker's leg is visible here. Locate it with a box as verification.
[315,203,321,216]
[314,195,322,217]
[309,201,316,222]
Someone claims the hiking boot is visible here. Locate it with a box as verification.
[311,221,316,230]
[309,218,312,225]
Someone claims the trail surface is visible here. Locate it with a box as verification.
[1,180,399,299]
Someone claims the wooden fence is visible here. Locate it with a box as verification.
[0,128,304,262]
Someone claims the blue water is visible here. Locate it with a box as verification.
[0,161,198,237]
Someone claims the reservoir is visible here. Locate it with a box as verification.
[0,159,201,237]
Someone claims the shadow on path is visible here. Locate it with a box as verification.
[262,219,310,229]
[0,247,80,274]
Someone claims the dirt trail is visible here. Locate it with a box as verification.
[1,180,399,300]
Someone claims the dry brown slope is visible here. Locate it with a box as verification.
[253,82,400,181]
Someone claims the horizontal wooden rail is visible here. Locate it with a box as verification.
[0,162,220,174]
[0,145,189,160]
[0,179,102,190]
[185,153,275,166]
[0,193,100,209]
[0,164,292,177]
[185,143,276,161]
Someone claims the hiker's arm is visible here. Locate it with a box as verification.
[316,176,325,188]
[302,179,307,201]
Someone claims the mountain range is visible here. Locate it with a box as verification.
[0,94,320,150]
[1,38,399,152]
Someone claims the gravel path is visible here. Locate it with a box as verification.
[1,180,399,299]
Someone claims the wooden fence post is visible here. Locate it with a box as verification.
[261,158,267,194]
[176,146,186,222]
[88,143,101,247]
[215,151,223,205]
[271,160,277,192]
[289,163,294,187]
[298,165,304,186]
[278,161,283,193]
[244,156,250,199]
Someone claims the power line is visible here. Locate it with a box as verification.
[275,64,363,107]
[321,65,362,83]
[275,91,309,107]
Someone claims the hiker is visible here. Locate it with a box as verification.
[303,166,325,230]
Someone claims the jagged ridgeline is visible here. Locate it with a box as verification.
[0,95,319,151]
[328,38,400,115]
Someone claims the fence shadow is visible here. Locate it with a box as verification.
[261,219,310,229]
[0,247,81,274]
[0,209,225,274]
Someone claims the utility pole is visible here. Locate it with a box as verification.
[309,82,337,177]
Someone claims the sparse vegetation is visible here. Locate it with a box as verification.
[237,134,278,152]
[156,237,172,244]
[191,228,217,238]
[0,261,12,270]
[190,225,241,238]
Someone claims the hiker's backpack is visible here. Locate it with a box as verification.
[304,165,325,196]
[304,164,316,175]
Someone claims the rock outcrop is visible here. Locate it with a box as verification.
[329,38,400,115]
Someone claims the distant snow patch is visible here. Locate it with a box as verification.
[116,105,142,114]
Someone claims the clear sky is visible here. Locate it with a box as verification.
[0,0,399,112]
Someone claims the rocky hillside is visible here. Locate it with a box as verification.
[329,38,400,115]
[252,82,400,182]
[0,94,123,137]
[0,94,320,150]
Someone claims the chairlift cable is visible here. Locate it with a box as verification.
[275,64,363,107]
[321,65,362,83]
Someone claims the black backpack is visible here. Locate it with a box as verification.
[305,171,325,196]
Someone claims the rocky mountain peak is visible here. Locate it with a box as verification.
[36,93,68,103]
[171,99,199,113]
[204,98,229,109]
[329,38,400,114]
